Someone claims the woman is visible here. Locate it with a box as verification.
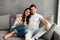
[3,8,31,40]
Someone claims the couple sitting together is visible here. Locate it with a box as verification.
[3,4,51,40]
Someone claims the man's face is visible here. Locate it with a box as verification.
[31,7,37,14]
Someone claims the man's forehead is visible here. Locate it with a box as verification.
[31,7,37,9]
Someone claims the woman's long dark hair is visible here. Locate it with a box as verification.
[22,8,31,25]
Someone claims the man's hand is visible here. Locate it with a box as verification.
[45,24,51,31]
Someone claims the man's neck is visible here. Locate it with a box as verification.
[32,12,36,15]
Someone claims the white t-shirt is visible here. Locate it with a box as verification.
[11,17,22,28]
[28,13,44,32]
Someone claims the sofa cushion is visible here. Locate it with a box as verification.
[0,31,8,40]
[0,31,24,40]
[10,18,15,26]
[0,15,10,30]
[39,38,45,40]
[45,15,54,25]
[41,24,56,40]
[8,37,24,40]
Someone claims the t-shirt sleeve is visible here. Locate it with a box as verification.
[39,15,44,20]
[13,17,22,26]
[13,18,18,26]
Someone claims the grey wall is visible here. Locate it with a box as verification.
[0,0,57,17]
[57,0,60,33]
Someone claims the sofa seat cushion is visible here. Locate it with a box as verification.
[0,31,8,40]
[0,31,24,40]
[10,18,15,26]
[8,37,24,40]
[38,38,45,40]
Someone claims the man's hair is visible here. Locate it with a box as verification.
[30,4,37,8]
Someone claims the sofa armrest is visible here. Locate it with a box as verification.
[54,31,59,40]
[54,25,60,40]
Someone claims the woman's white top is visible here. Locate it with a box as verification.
[28,13,44,32]
[11,17,22,28]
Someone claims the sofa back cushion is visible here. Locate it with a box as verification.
[11,18,15,26]
[0,15,10,30]
[45,15,54,25]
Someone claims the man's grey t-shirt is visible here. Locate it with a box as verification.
[28,13,44,32]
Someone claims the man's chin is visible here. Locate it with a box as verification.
[31,13,35,15]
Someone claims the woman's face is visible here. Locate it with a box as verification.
[25,9,30,17]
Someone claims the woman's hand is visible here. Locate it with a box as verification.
[24,17,27,25]
[16,23,20,26]
[16,21,24,26]
[19,21,24,25]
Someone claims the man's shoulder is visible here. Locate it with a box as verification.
[36,13,42,17]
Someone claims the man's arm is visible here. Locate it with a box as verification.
[40,16,51,31]
[41,18,51,31]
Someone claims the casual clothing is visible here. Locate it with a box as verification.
[11,17,22,28]
[25,30,35,40]
[25,26,47,40]
[10,16,28,37]
[25,13,45,40]
[28,13,44,30]
[10,25,28,37]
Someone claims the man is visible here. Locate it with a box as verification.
[25,4,51,40]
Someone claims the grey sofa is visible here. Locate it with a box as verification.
[0,14,58,40]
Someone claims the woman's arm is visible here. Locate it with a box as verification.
[24,17,27,25]
[16,23,20,26]
[16,21,24,26]
[14,17,22,26]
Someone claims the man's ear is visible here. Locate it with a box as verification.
[36,9,37,11]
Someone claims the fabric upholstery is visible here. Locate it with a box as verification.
[0,31,24,40]
[41,24,56,40]
[10,18,15,26]
[8,37,24,40]
[39,38,45,40]
[0,15,10,30]
[0,31,8,40]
